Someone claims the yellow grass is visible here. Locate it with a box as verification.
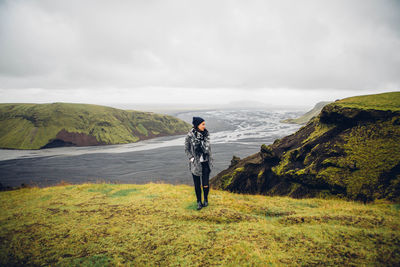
[1,182,399,266]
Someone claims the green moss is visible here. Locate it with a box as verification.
[302,122,335,144]
[258,170,264,179]
[295,169,306,176]
[221,174,233,189]
[317,167,349,187]
[288,183,302,194]
[136,123,148,136]
[272,150,294,176]
[337,119,400,199]
[234,167,245,174]
[385,176,400,202]
[221,167,245,189]
[261,144,269,151]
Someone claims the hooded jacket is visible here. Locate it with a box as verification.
[184,127,215,176]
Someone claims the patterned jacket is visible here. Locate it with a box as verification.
[184,128,215,176]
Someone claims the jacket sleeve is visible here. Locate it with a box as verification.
[185,134,194,160]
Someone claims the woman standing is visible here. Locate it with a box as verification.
[185,116,214,210]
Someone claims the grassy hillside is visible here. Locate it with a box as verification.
[334,91,400,111]
[211,92,400,202]
[281,101,332,125]
[0,182,399,266]
[0,103,192,149]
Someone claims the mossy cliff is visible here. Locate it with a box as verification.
[210,92,400,202]
[0,103,192,149]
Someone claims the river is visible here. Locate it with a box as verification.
[0,108,304,188]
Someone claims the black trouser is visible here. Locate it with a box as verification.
[192,161,211,202]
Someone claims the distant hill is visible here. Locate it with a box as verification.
[211,92,400,202]
[281,101,332,125]
[0,103,192,149]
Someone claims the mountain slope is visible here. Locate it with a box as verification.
[210,92,400,202]
[281,101,332,125]
[0,182,399,266]
[0,103,192,149]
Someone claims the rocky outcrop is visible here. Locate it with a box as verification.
[210,92,400,202]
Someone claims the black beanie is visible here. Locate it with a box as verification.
[192,116,205,128]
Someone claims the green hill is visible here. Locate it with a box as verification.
[334,92,400,111]
[281,101,332,125]
[211,92,400,202]
[0,182,399,266]
[0,103,192,149]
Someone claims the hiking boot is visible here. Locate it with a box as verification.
[203,200,208,207]
[197,201,203,210]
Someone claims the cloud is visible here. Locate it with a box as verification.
[0,0,399,95]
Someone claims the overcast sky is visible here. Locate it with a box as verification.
[0,0,399,109]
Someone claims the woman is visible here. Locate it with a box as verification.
[184,116,214,210]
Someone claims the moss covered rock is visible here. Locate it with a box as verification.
[210,92,400,202]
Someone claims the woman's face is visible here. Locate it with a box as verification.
[197,121,206,131]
